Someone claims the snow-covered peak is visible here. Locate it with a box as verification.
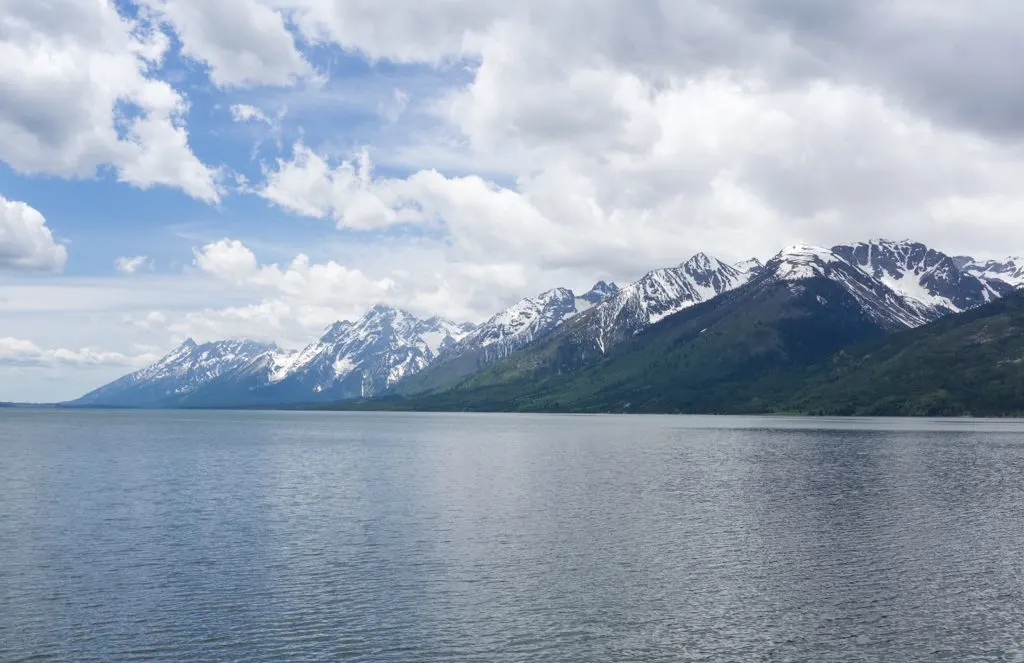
[320,320,353,339]
[578,251,756,354]
[766,244,843,281]
[734,258,764,275]
[832,239,1009,311]
[418,317,476,356]
[404,287,596,390]
[763,243,944,330]
[964,257,1024,288]
[683,252,716,272]
[154,339,277,371]
[459,287,581,350]
[270,305,473,395]
[72,338,282,406]
[580,280,620,305]
[358,303,412,327]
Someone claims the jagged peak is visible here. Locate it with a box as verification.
[682,251,729,272]
[366,303,403,316]
[860,237,916,246]
[355,304,421,328]
[734,257,763,273]
[175,338,274,353]
[537,286,575,300]
[320,319,353,338]
[581,280,620,304]
[588,279,619,292]
[834,238,952,264]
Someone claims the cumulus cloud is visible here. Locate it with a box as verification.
[183,238,399,341]
[250,2,1024,274]
[279,0,1024,141]
[0,0,221,201]
[192,238,396,300]
[280,0,507,63]
[0,337,158,369]
[258,144,424,229]
[0,195,68,272]
[192,239,259,281]
[141,0,313,87]
[115,255,151,274]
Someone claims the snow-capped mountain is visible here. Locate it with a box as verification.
[71,339,283,407]
[70,307,472,407]
[264,305,474,401]
[733,258,765,277]
[448,284,622,359]
[832,239,1011,312]
[962,257,1024,289]
[397,283,621,393]
[568,253,761,354]
[579,281,621,305]
[70,237,1024,409]
[762,244,943,329]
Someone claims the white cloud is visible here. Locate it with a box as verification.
[184,238,398,342]
[141,0,313,87]
[0,337,157,369]
[280,0,508,63]
[0,195,68,272]
[258,144,424,229]
[0,0,221,202]
[252,23,1024,274]
[192,238,396,303]
[230,103,272,124]
[192,238,259,281]
[115,255,151,274]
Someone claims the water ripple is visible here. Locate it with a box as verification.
[1,411,1024,661]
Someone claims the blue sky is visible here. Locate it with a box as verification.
[5,0,1024,402]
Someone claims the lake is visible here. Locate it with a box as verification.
[2,410,1023,661]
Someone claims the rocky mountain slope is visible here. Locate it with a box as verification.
[962,257,1024,288]
[832,239,1012,312]
[396,283,620,394]
[400,254,762,395]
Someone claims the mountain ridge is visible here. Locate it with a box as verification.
[68,238,1024,410]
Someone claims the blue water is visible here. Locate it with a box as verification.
[2,410,1023,661]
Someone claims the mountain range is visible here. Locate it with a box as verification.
[67,239,1024,413]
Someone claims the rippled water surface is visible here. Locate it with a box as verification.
[2,411,1024,661]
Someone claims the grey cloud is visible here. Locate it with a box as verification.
[725,0,1024,138]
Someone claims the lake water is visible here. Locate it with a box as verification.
[2,411,1024,661]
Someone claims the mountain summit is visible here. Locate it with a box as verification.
[264,305,472,401]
